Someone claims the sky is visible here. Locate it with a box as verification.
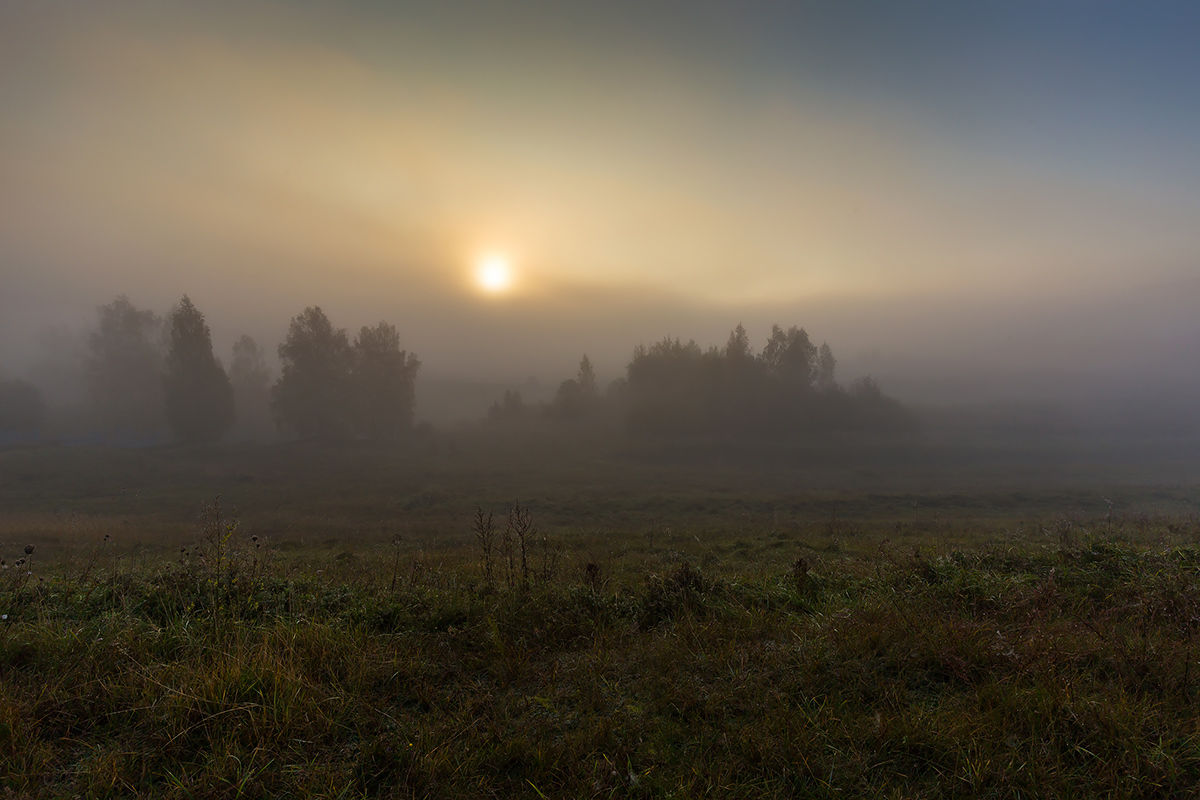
[2,1,1199,408]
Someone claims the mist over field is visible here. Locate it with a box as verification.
[2,0,1199,451]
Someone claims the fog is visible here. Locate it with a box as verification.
[3,2,1199,438]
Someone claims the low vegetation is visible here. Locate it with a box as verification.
[3,496,1200,797]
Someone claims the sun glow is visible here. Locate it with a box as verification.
[475,253,513,293]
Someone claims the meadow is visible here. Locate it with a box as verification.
[2,427,1200,797]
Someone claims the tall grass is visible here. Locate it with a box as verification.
[2,504,1200,796]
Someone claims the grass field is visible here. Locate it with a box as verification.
[3,431,1200,797]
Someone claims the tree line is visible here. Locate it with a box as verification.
[490,324,913,437]
[0,295,420,443]
[3,297,909,443]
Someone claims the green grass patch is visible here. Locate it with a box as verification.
[3,506,1200,796]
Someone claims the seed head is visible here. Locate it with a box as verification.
[251,535,258,543]
[23,545,34,556]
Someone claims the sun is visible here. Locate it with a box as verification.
[475,253,513,293]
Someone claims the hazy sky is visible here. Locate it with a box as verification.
[2,1,1199,399]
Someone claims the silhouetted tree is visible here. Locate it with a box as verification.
[553,378,581,416]
[554,354,599,418]
[488,389,526,422]
[723,324,754,366]
[0,379,46,433]
[577,354,597,397]
[85,296,166,437]
[625,336,706,435]
[271,307,353,439]
[761,325,818,389]
[352,322,421,439]
[816,342,837,390]
[162,296,234,444]
[715,323,766,431]
[229,335,273,440]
